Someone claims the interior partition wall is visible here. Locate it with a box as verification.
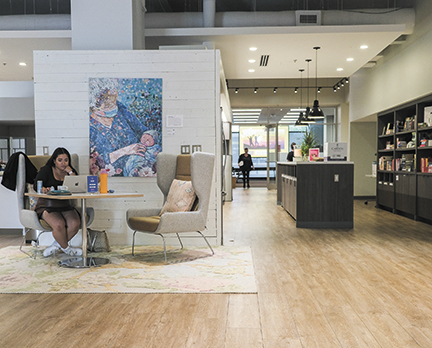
[33,49,222,246]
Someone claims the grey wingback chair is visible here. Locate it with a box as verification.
[127,152,215,263]
[17,153,94,258]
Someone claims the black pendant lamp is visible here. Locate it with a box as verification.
[309,47,325,119]
[302,59,315,124]
[295,69,305,125]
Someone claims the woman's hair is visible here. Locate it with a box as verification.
[89,78,120,112]
[291,142,296,150]
[46,147,77,173]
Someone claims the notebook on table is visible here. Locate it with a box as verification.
[63,175,88,193]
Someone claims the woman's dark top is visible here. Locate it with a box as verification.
[238,153,254,171]
[33,164,76,217]
[287,151,294,162]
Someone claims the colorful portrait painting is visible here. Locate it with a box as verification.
[89,78,162,177]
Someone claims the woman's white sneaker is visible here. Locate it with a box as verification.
[61,246,83,256]
[43,241,61,257]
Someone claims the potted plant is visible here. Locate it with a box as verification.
[300,128,319,160]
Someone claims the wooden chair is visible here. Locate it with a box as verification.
[127,152,215,263]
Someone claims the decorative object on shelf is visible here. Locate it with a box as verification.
[407,132,416,148]
[309,47,325,119]
[424,106,432,126]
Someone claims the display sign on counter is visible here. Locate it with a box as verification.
[324,142,347,161]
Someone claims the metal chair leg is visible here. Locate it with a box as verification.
[197,231,215,256]
[20,228,48,259]
[132,230,138,256]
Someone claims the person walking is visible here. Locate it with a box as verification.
[238,148,254,188]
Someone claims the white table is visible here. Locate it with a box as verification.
[25,192,143,268]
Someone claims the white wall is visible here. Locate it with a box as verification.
[347,0,432,196]
[71,0,133,50]
[349,1,432,121]
[33,49,222,246]
[350,122,376,196]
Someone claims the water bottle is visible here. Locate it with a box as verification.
[100,169,108,194]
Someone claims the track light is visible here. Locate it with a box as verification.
[273,87,277,93]
[334,87,337,92]
[294,87,298,93]
[235,88,239,93]
[317,87,321,93]
[254,88,258,93]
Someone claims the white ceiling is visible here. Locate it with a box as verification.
[0,23,406,83]
[0,31,71,81]
[145,24,406,79]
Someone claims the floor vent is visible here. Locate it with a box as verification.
[295,11,322,26]
[260,55,269,67]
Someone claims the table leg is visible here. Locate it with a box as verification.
[58,198,109,268]
[81,198,87,260]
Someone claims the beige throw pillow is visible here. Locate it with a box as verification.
[160,179,196,215]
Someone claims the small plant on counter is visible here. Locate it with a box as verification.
[301,128,319,159]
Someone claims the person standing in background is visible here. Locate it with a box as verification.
[238,148,254,188]
[287,142,296,162]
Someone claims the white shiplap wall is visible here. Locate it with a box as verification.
[33,49,222,246]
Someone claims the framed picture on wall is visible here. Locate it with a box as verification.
[89,78,162,177]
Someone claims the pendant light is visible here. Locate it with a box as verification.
[309,47,325,119]
[295,66,314,125]
[303,59,314,124]
[295,69,305,125]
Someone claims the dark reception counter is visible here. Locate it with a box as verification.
[277,161,354,229]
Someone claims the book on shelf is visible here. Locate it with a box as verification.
[395,120,404,133]
[386,123,393,134]
[396,139,407,148]
[421,157,432,173]
[379,156,393,170]
[403,116,416,131]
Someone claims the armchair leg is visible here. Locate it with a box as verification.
[197,231,215,256]
[20,229,35,259]
[131,231,214,264]
[20,228,44,259]
[132,230,138,256]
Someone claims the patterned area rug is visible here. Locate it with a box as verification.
[0,245,257,294]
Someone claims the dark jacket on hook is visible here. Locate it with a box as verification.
[1,152,38,191]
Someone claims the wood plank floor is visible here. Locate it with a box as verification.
[1,188,432,347]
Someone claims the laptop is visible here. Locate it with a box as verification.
[63,175,88,193]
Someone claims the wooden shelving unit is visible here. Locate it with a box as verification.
[376,95,432,224]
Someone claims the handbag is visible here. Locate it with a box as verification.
[87,228,111,252]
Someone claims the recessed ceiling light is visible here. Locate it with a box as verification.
[249,47,257,51]
[337,68,343,71]
[248,59,256,63]
[360,45,368,49]
[248,69,255,73]
[347,58,354,62]
[19,62,27,66]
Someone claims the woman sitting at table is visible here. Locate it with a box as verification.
[33,147,82,257]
